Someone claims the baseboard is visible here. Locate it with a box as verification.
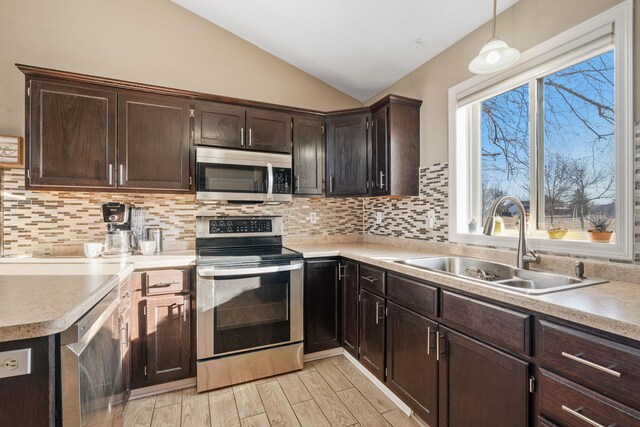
[341,351,413,417]
[303,347,344,362]
[129,377,197,400]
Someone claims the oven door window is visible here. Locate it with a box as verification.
[213,270,290,355]
[198,163,268,193]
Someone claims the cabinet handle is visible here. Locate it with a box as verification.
[296,175,300,192]
[148,281,179,288]
[379,171,385,189]
[361,276,376,283]
[561,352,621,378]
[108,164,114,185]
[338,264,346,280]
[427,326,431,356]
[119,164,124,186]
[329,176,334,193]
[436,331,446,361]
[249,128,252,146]
[561,406,605,427]
[183,296,188,322]
[240,127,244,146]
[375,302,380,325]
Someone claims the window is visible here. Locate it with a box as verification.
[450,2,633,260]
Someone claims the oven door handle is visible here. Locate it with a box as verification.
[198,262,302,278]
[267,162,274,199]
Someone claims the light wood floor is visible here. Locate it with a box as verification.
[124,355,422,427]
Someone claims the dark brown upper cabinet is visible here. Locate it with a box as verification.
[369,95,421,196]
[326,112,370,196]
[193,102,245,149]
[27,79,117,189]
[193,102,292,154]
[246,109,292,154]
[293,115,325,196]
[118,92,191,191]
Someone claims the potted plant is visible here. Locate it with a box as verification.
[547,223,568,240]
[468,218,478,233]
[587,213,613,243]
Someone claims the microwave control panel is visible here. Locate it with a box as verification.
[273,168,291,194]
[209,219,273,234]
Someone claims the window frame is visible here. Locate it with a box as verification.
[448,1,633,260]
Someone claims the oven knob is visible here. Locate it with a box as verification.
[227,227,233,232]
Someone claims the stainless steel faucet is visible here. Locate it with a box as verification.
[483,196,541,269]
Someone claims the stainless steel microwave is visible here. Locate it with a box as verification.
[196,147,292,202]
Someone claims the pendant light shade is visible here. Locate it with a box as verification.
[468,0,520,74]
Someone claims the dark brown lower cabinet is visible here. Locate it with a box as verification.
[359,289,386,381]
[342,261,359,358]
[144,295,191,384]
[386,302,438,426]
[304,259,341,353]
[131,269,194,389]
[0,336,55,426]
[438,326,530,427]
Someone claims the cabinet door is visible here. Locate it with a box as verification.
[438,327,530,427]
[342,261,359,358]
[28,80,117,188]
[145,295,191,384]
[371,106,389,196]
[304,259,341,354]
[326,114,369,196]
[293,116,325,195]
[118,92,191,191]
[386,302,437,426]
[194,102,246,149]
[246,109,292,153]
[359,290,386,381]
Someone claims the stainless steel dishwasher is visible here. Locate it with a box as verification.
[60,287,123,426]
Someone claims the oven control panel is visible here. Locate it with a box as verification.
[208,219,273,234]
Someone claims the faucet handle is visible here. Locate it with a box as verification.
[575,261,585,279]
[523,249,541,265]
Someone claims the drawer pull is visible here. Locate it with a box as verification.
[149,281,180,288]
[561,352,621,378]
[361,276,377,283]
[561,405,606,427]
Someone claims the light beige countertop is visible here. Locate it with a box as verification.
[286,242,640,342]
[0,250,197,269]
[0,263,135,343]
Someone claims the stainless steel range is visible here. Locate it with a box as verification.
[195,216,303,392]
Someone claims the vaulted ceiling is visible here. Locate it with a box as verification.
[172,0,519,101]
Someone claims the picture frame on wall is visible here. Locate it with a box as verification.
[0,136,25,168]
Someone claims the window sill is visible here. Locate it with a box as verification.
[450,231,631,261]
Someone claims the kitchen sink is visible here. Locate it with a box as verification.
[397,256,607,295]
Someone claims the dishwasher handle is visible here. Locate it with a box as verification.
[198,262,303,278]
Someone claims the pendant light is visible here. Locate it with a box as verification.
[468,0,520,74]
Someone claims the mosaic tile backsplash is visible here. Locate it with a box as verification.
[364,163,448,242]
[0,169,364,255]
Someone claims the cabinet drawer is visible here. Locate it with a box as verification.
[441,291,531,355]
[540,369,640,427]
[359,265,385,294]
[386,273,437,318]
[538,320,640,409]
[144,270,188,296]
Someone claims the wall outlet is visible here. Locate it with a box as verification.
[309,212,318,224]
[426,210,436,229]
[375,212,383,224]
[0,348,30,378]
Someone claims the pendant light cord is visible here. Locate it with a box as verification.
[491,0,497,38]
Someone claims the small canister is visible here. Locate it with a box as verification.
[145,227,163,254]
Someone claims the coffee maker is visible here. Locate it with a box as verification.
[102,202,138,257]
